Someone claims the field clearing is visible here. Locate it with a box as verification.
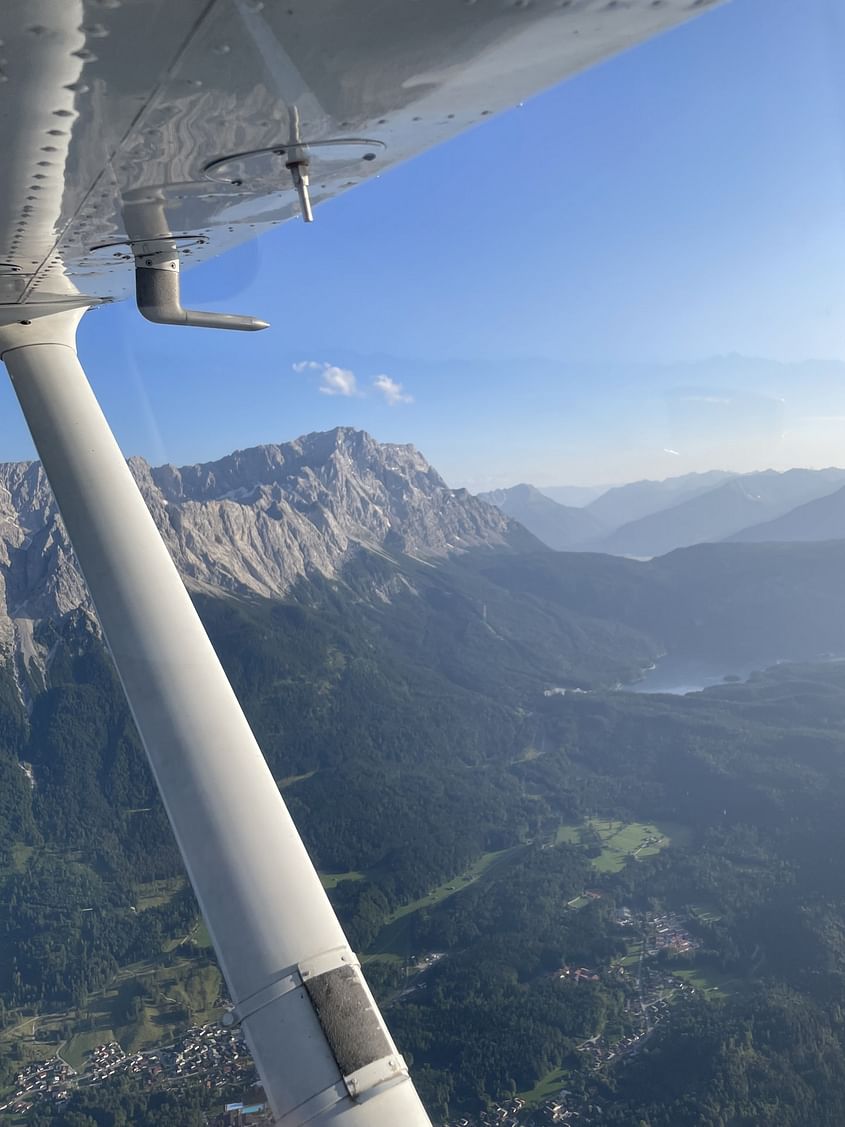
[10,843,35,872]
[361,952,404,967]
[65,1027,116,1071]
[616,937,643,968]
[134,877,186,912]
[588,819,676,873]
[368,845,521,958]
[688,902,723,925]
[388,846,521,925]
[192,919,212,949]
[518,1066,568,1105]
[554,818,688,873]
[674,963,743,997]
[513,746,544,764]
[320,870,365,890]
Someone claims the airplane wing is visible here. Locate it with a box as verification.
[1,0,724,320]
[0,2,726,1124]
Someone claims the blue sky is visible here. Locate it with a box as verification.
[10,0,845,488]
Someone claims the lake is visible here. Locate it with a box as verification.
[627,657,776,696]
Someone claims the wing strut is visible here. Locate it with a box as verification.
[0,309,432,1127]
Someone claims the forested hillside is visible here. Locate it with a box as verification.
[4,453,845,1123]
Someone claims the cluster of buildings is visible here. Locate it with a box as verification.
[0,1057,74,1116]
[88,1023,252,1093]
[409,952,446,973]
[0,1021,255,1116]
[207,1096,272,1125]
[147,1022,250,1084]
[648,913,701,957]
[446,1095,576,1126]
[578,1031,641,1069]
[576,916,704,1075]
[555,965,600,984]
[88,1040,126,1082]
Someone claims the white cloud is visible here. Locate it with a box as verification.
[372,374,413,406]
[293,362,412,404]
[319,365,359,397]
[663,448,681,456]
[293,360,359,397]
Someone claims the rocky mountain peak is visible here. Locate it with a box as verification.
[0,430,531,668]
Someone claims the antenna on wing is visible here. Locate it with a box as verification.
[285,105,314,223]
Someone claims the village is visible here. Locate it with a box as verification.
[442,908,709,1127]
[0,1020,257,1119]
[445,1095,572,1126]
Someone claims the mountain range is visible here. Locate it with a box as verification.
[484,467,845,557]
[3,429,845,692]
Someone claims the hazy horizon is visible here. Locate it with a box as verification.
[491,461,845,499]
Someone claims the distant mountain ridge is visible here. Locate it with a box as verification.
[725,481,845,544]
[594,468,845,557]
[585,470,736,529]
[539,483,610,507]
[481,467,845,557]
[477,483,605,550]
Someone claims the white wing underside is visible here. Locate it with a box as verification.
[0,0,723,320]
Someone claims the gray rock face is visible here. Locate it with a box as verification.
[0,427,526,662]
